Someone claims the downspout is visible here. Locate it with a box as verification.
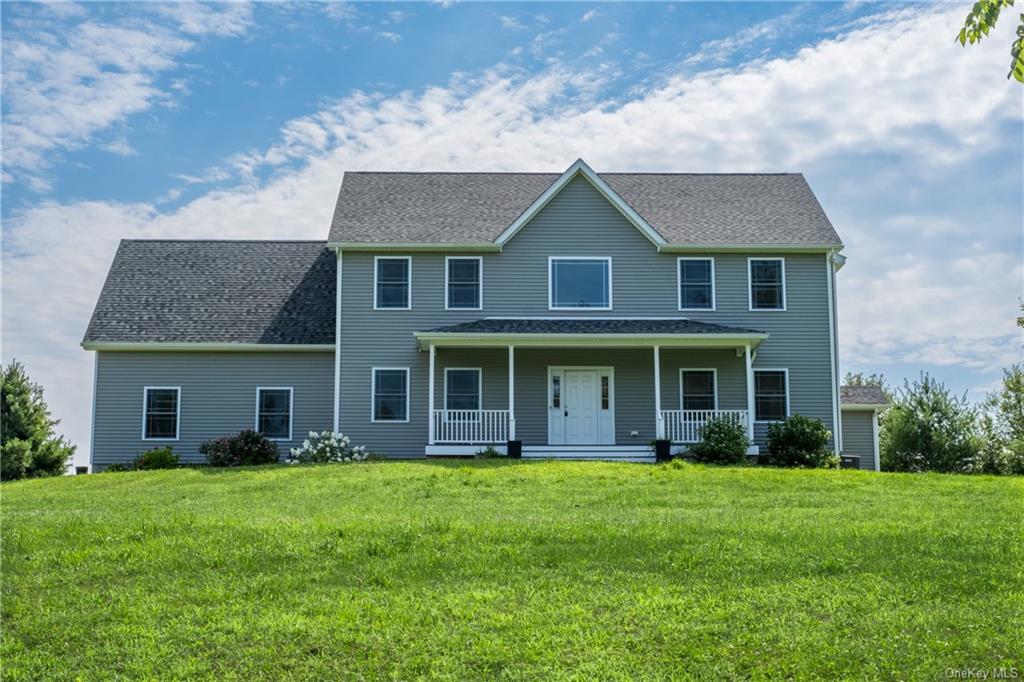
[333,247,343,434]
[826,250,843,459]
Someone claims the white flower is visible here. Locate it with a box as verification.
[309,431,318,439]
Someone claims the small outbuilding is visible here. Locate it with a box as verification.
[840,385,889,471]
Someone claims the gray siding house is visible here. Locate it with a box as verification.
[84,159,881,468]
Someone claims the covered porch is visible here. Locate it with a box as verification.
[414,319,767,458]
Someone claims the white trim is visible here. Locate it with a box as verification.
[548,256,613,311]
[373,255,412,310]
[872,408,881,472]
[141,386,180,441]
[82,342,335,352]
[333,248,342,433]
[658,243,843,254]
[840,403,889,411]
[443,367,482,411]
[89,352,98,472]
[826,251,841,456]
[679,368,719,411]
[747,257,787,312]
[415,331,768,350]
[428,345,436,444]
[495,159,667,247]
[255,386,293,442]
[425,444,508,457]
[370,367,410,423]
[329,241,501,253]
[744,345,755,439]
[508,345,516,441]
[676,257,716,312]
[653,347,663,439]
[326,241,843,254]
[752,368,790,423]
[444,256,483,311]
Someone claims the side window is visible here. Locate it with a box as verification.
[375,257,411,309]
[445,368,481,411]
[143,387,179,440]
[681,371,716,411]
[446,258,482,310]
[678,258,715,310]
[372,368,409,422]
[256,388,292,440]
[754,370,788,421]
[749,258,786,310]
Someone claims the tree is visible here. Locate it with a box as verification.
[880,373,980,473]
[1017,301,1023,328]
[0,361,75,481]
[976,364,1024,474]
[956,0,1024,83]
[842,371,893,401]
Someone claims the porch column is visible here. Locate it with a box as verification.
[428,344,436,445]
[653,345,664,439]
[744,344,755,439]
[508,345,516,440]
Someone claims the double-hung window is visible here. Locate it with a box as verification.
[749,258,786,310]
[446,257,482,310]
[549,257,611,310]
[754,370,789,421]
[372,368,409,422]
[680,370,716,411]
[143,387,179,440]
[445,368,481,413]
[375,257,411,309]
[256,387,292,440]
[678,258,715,310]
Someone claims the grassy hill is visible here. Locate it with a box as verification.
[3,461,1022,679]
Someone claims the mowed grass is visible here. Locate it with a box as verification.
[2,461,1022,680]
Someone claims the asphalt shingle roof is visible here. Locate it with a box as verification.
[329,171,842,246]
[421,318,765,336]
[83,240,335,345]
[840,385,889,405]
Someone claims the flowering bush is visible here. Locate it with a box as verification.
[286,431,368,464]
[199,430,279,467]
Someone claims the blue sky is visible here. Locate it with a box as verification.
[2,1,1022,467]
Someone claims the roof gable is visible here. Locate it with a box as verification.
[493,159,666,247]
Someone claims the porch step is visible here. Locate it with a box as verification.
[522,445,655,462]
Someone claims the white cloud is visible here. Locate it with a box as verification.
[387,10,409,24]
[378,31,401,43]
[580,9,599,23]
[99,138,137,157]
[151,2,253,36]
[322,1,356,22]
[2,5,1020,471]
[499,15,526,31]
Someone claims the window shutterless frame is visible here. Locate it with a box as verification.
[443,367,482,411]
[747,257,786,311]
[370,367,410,423]
[141,386,180,441]
[679,368,719,411]
[373,256,412,310]
[753,368,790,423]
[444,256,483,310]
[547,256,613,311]
[254,386,293,441]
[677,257,716,311]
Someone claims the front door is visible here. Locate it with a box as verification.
[564,370,599,444]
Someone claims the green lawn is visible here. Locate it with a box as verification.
[3,461,1022,680]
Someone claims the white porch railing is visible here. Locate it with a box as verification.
[661,410,749,444]
[432,410,510,444]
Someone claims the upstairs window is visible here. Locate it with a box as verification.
[754,370,789,421]
[256,387,292,440]
[445,368,481,411]
[681,370,716,411]
[549,257,611,310]
[143,387,179,440]
[372,368,409,422]
[678,258,715,310]
[375,257,411,309]
[749,258,786,310]
[446,257,482,310]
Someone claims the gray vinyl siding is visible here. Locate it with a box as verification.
[338,175,838,456]
[93,351,333,469]
[841,409,878,471]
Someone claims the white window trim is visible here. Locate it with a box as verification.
[677,257,716,312]
[141,386,180,441]
[444,256,483,311]
[548,256,613,311]
[747,257,787,312]
[443,367,482,411]
[255,386,293,442]
[753,367,790,423]
[371,367,410,423]
[679,368,719,411]
[373,256,412,310]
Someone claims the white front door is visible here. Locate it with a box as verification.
[564,370,599,444]
[548,366,615,446]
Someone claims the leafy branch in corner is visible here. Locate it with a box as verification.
[956,0,1024,82]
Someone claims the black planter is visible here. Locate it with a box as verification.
[654,439,671,463]
[507,440,523,459]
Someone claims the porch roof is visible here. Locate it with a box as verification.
[414,318,768,349]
